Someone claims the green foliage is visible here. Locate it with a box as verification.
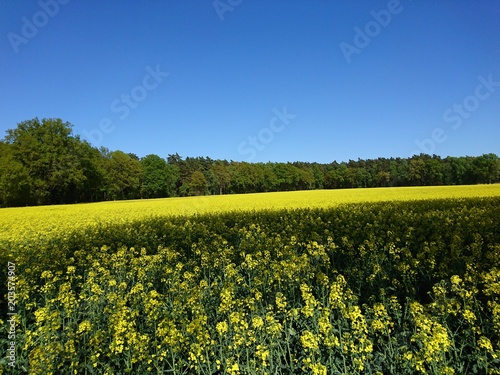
[100,150,143,200]
[2,118,87,205]
[188,170,208,196]
[211,162,232,195]
[140,154,176,198]
[1,118,500,207]
[0,142,31,206]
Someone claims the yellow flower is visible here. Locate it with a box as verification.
[130,282,144,294]
[252,316,264,330]
[318,309,332,336]
[41,270,53,279]
[409,301,424,316]
[219,285,235,313]
[309,362,327,375]
[371,319,386,332]
[300,330,319,351]
[463,309,476,324]
[477,336,493,352]
[226,359,240,375]
[216,321,228,335]
[409,304,452,370]
[256,344,269,364]
[265,312,282,337]
[329,275,347,310]
[275,292,287,311]
[346,305,368,335]
[77,320,92,334]
[300,283,318,318]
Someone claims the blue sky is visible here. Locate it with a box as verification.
[1,0,499,163]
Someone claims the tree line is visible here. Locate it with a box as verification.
[1,118,499,207]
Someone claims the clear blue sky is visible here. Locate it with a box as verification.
[1,0,499,163]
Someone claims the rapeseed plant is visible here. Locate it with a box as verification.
[1,195,500,374]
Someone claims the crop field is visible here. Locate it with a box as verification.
[1,185,499,244]
[1,185,500,374]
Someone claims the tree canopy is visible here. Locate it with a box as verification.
[1,118,499,207]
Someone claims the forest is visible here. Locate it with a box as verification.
[1,118,499,207]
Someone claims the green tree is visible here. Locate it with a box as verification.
[356,167,372,188]
[228,162,258,193]
[325,168,343,189]
[74,141,105,202]
[425,156,444,185]
[338,164,357,188]
[102,150,143,199]
[396,158,411,186]
[310,164,325,189]
[447,156,469,185]
[409,157,426,186]
[260,163,278,192]
[273,163,301,191]
[297,168,314,190]
[375,171,390,187]
[472,153,498,184]
[4,118,88,204]
[0,142,31,206]
[189,170,208,196]
[211,163,231,195]
[140,154,171,198]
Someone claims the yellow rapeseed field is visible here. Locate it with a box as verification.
[1,184,499,242]
[1,185,500,374]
